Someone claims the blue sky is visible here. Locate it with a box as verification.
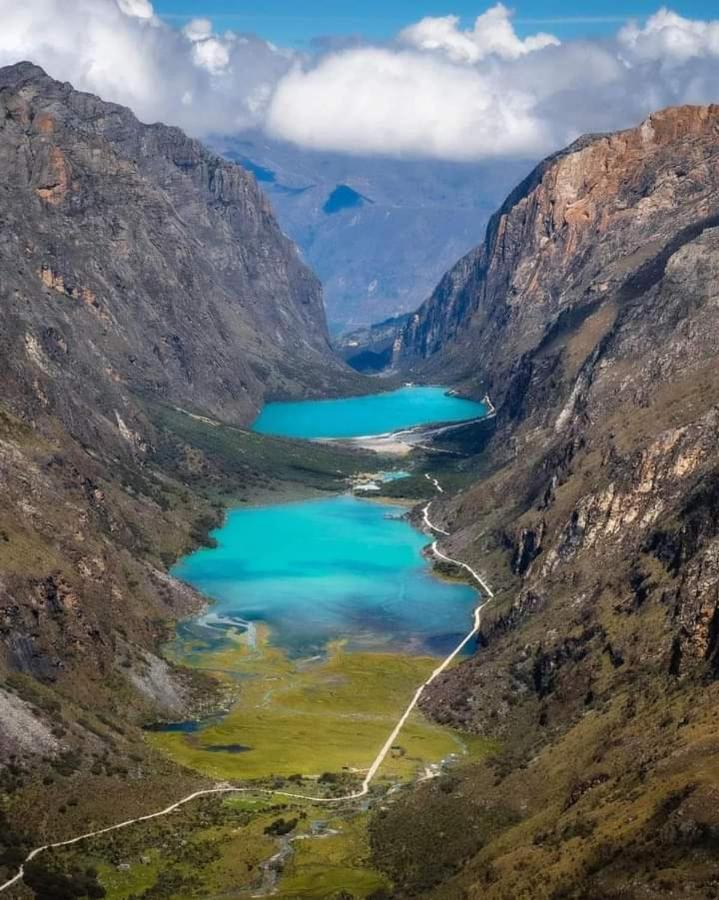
[154,1,717,46]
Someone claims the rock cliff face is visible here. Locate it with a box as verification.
[378,108,719,897]
[334,313,411,373]
[0,62,355,457]
[395,106,719,392]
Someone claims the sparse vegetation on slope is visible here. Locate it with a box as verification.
[374,105,719,898]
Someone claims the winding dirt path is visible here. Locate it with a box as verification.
[0,476,494,895]
[424,473,444,493]
[422,501,449,535]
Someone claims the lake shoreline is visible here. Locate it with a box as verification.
[253,384,487,440]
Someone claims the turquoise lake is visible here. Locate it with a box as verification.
[173,495,477,658]
[252,385,486,439]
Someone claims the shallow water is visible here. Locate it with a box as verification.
[143,714,225,734]
[378,470,411,482]
[172,495,477,658]
[251,385,486,439]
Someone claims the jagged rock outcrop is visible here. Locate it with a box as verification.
[334,313,410,373]
[395,106,719,396]
[0,61,358,458]
[379,107,719,898]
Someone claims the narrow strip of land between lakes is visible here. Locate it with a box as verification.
[0,476,495,895]
[334,393,497,456]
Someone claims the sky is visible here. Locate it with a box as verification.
[2,1,719,163]
[153,1,718,45]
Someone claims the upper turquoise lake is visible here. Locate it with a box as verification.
[252,384,487,439]
[172,495,477,658]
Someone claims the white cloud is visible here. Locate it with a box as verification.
[0,0,291,133]
[181,15,241,75]
[619,7,719,62]
[190,36,231,74]
[117,0,153,18]
[266,48,551,160]
[399,5,560,63]
[183,18,213,43]
[265,4,564,160]
[267,6,719,160]
[1,2,719,161]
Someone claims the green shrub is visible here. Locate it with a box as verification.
[263,817,298,837]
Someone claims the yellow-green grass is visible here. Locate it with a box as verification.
[96,854,162,900]
[277,816,389,898]
[94,814,278,898]
[186,821,277,896]
[93,802,387,899]
[150,628,487,782]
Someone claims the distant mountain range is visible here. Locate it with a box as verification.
[213,133,529,334]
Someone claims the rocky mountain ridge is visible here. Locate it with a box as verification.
[395,107,717,386]
[0,62,358,457]
[334,313,411,373]
[375,105,719,897]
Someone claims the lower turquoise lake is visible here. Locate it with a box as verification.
[173,495,477,658]
[251,384,486,439]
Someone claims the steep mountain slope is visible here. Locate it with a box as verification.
[214,133,528,333]
[375,106,719,897]
[334,313,411,373]
[0,62,366,771]
[395,106,719,392]
[0,62,357,450]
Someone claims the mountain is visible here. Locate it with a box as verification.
[0,62,359,443]
[334,313,411,373]
[213,133,529,333]
[0,62,365,774]
[5,58,719,897]
[374,105,719,896]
